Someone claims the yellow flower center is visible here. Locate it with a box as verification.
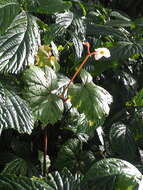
[100,50,104,55]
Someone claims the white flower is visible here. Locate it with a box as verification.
[94,48,111,60]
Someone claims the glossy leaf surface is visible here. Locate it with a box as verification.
[0,82,34,134]
[23,66,64,124]
[0,11,40,74]
[68,70,112,123]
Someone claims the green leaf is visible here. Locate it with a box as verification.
[84,158,142,190]
[46,169,82,190]
[55,138,82,172]
[126,88,143,106]
[87,24,126,40]
[106,19,133,27]
[72,33,83,58]
[68,70,112,124]
[0,0,20,34]
[0,11,40,74]
[23,65,64,125]
[110,11,131,21]
[29,0,72,14]
[55,138,96,174]
[55,11,73,29]
[0,82,34,134]
[0,175,55,190]
[109,122,138,162]
[111,41,143,60]
[71,17,85,58]
[1,158,39,177]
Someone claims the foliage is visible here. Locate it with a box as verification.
[1,0,143,189]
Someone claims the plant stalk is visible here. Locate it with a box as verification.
[43,126,48,177]
[61,51,95,99]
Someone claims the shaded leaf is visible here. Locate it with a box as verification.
[0,82,34,134]
[0,175,54,190]
[86,24,127,40]
[0,11,40,74]
[111,41,143,60]
[55,138,96,174]
[126,88,143,106]
[23,65,64,125]
[109,122,138,162]
[55,138,82,172]
[1,158,39,177]
[84,158,142,190]
[29,0,72,14]
[0,0,20,34]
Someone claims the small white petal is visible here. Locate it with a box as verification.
[94,48,111,60]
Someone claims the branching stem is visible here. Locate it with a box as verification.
[61,49,95,99]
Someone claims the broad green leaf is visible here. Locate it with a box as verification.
[1,158,39,177]
[0,82,34,134]
[128,108,143,141]
[23,65,64,125]
[55,138,96,173]
[68,70,112,124]
[111,41,143,60]
[46,169,82,190]
[0,0,20,34]
[109,122,138,162]
[71,17,85,58]
[106,19,133,27]
[0,11,40,74]
[84,158,142,190]
[86,24,127,40]
[55,11,73,29]
[72,33,83,58]
[55,138,82,172]
[0,175,54,190]
[29,0,72,14]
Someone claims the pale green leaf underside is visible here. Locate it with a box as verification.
[0,11,40,74]
[0,82,34,134]
[0,0,20,34]
[68,80,112,122]
[23,66,64,125]
[0,175,54,190]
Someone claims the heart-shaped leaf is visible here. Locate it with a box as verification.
[68,70,112,124]
[23,66,64,125]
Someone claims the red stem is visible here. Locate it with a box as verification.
[61,51,95,99]
[43,126,48,177]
